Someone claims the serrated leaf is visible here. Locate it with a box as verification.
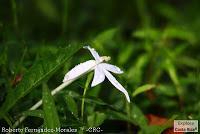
[132,84,156,97]
[43,83,60,129]
[0,44,82,117]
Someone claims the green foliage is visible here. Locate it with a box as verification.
[0,44,82,117]
[132,84,156,97]
[22,110,44,118]
[43,83,60,129]
[35,0,59,21]
[0,0,199,133]
[87,112,106,127]
[64,94,78,118]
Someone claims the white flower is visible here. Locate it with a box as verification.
[63,46,130,102]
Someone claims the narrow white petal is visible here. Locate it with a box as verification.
[83,46,101,61]
[91,65,105,87]
[63,60,96,82]
[103,69,130,102]
[99,63,123,74]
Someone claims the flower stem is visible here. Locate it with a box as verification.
[126,101,131,134]
[11,0,18,33]
[81,73,93,120]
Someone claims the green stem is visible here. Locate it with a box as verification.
[62,0,68,35]
[136,0,150,29]
[11,0,18,33]
[81,73,93,120]
[126,101,131,134]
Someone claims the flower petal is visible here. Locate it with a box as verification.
[63,60,96,82]
[103,69,130,102]
[91,65,105,87]
[83,46,101,61]
[99,63,123,74]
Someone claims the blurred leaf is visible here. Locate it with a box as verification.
[133,28,161,40]
[164,59,183,98]
[156,3,181,22]
[128,54,149,86]
[0,44,82,118]
[163,26,196,43]
[156,84,177,97]
[35,0,59,21]
[140,125,168,134]
[3,114,13,127]
[118,44,134,65]
[93,28,118,50]
[43,83,60,129]
[64,95,78,118]
[22,110,44,118]
[0,46,7,66]
[177,56,200,68]
[87,112,106,127]
[132,84,156,97]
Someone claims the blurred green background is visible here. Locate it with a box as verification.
[0,0,200,133]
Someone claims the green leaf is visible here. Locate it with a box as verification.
[22,110,44,118]
[132,84,156,97]
[141,125,168,134]
[87,112,106,127]
[0,44,82,118]
[164,59,183,98]
[118,44,134,65]
[156,3,180,22]
[64,95,78,118]
[43,83,60,129]
[133,28,161,40]
[106,110,134,124]
[177,56,200,68]
[35,0,59,21]
[107,103,147,127]
[129,103,148,127]
[163,26,196,43]
[155,84,177,97]
[93,28,118,50]
[127,54,149,86]
[3,114,14,127]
